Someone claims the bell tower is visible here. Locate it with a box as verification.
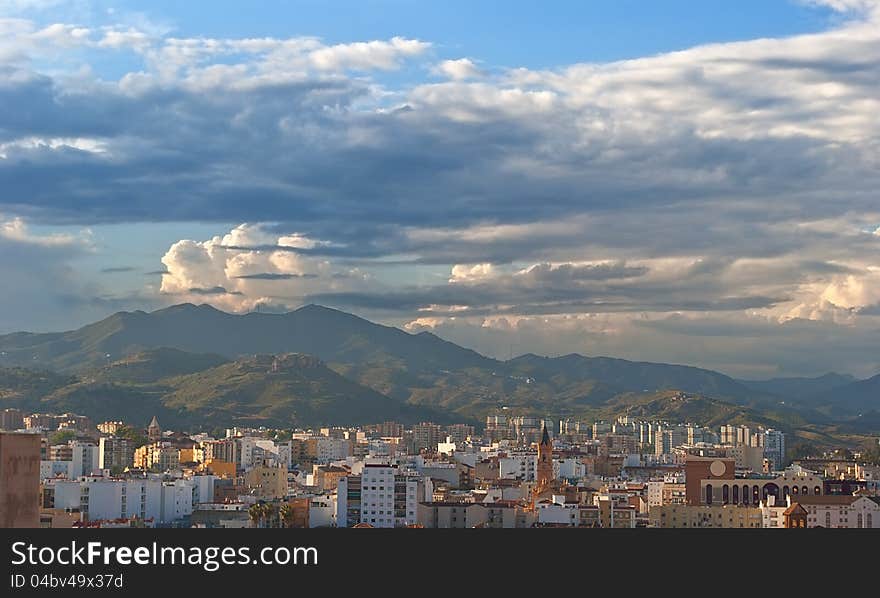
[536,424,553,489]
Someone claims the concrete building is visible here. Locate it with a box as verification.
[244,463,288,500]
[45,476,197,524]
[0,432,41,527]
[763,429,786,470]
[337,464,432,527]
[0,408,24,431]
[98,437,136,472]
[649,504,764,528]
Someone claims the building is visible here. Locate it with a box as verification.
[24,413,92,433]
[763,429,786,470]
[45,476,197,524]
[649,504,764,528]
[685,456,736,505]
[202,439,237,467]
[536,426,553,490]
[696,466,826,507]
[244,463,288,500]
[147,416,162,443]
[336,464,432,528]
[98,437,136,472]
[412,422,444,452]
[0,408,24,431]
[69,441,100,478]
[790,494,880,528]
[0,432,41,527]
[96,421,125,435]
[133,442,180,472]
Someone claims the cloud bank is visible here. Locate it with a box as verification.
[2,4,880,376]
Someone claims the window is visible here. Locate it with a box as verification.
[814,486,821,495]
[722,485,729,504]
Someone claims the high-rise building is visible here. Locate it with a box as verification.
[412,422,443,452]
[763,429,786,471]
[0,408,24,431]
[336,464,432,527]
[98,437,136,471]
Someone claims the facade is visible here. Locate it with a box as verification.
[46,476,197,524]
[763,429,786,470]
[792,495,880,528]
[685,456,736,505]
[697,467,826,507]
[0,432,41,527]
[412,422,444,452]
[133,442,181,472]
[0,408,24,431]
[244,463,288,500]
[336,464,432,527]
[650,504,764,528]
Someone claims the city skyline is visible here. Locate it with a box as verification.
[3,1,880,378]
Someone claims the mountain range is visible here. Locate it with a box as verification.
[0,303,875,439]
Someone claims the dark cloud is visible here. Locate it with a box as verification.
[185,286,243,296]
[100,266,136,273]
[232,272,318,280]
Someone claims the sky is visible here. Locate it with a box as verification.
[2,0,880,379]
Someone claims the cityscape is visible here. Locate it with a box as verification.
[2,0,880,546]
[2,401,879,529]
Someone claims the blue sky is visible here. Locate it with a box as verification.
[3,0,880,377]
[138,0,837,64]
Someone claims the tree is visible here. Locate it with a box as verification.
[49,430,77,445]
[248,503,265,528]
[116,425,149,448]
[279,503,296,528]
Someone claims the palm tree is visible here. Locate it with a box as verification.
[264,503,279,528]
[248,503,264,528]
[279,503,296,528]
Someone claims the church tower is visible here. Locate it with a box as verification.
[147,416,162,443]
[536,424,553,489]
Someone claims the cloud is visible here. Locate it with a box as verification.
[100,266,135,273]
[0,215,162,333]
[158,223,370,312]
[3,7,880,375]
[432,58,483,80]
[233,272,318,280]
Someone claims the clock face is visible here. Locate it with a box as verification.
[709,460,727,477]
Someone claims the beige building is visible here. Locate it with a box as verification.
[133,442,180,472]
[0,432,41,528]
[650,504,764,528]
[244,463,288,500]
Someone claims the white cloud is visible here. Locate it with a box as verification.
[432,58,483,80]
[159,223,368,312]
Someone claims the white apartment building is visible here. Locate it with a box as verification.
[40,460,73,480]
[336,464,432,527]
[70,441,100,478]
[46,476,198,524]
[308,495,337,528]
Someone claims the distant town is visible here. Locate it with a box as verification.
[1,401,878,529]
